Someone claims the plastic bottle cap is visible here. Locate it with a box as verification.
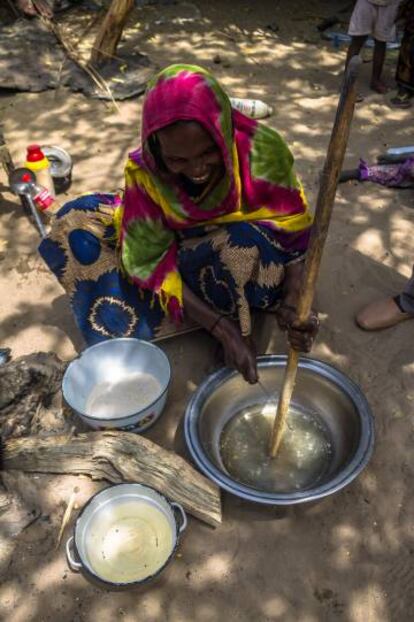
[26,144,45,162]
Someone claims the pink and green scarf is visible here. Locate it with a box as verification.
[120,64,312,322]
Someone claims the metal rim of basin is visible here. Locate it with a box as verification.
[184,355,375,505]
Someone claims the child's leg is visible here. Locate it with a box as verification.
[346,35,367,66]
[371,39,387,93]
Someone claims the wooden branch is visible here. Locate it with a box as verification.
[2,431,222,528]
[90,0,134,66]
[40,16,119,107]
[55,487,78,549]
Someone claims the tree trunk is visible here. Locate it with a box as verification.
[90,0,134,66]
[2,431,222,528]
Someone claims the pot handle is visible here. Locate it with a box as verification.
[171,502,187,534]
[66,536,82,571]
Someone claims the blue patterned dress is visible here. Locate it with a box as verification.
[39,194,305,345]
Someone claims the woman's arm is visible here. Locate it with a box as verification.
[182,283,258,384]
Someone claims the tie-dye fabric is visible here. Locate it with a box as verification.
[121,64,312,322]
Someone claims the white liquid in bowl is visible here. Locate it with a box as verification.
[85,373,162,419]
[84,499,174,583]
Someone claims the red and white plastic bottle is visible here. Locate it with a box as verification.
[21,173,56,213]
[24,144,56,199]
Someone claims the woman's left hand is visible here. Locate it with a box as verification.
[276,304,319,352]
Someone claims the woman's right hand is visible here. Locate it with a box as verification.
[181,284,257,383]
[212,317,258,384]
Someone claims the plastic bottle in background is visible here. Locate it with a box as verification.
[229,98,274,119]
[24,144,56,198]
[21,172,56,214]
[386,146,414,157]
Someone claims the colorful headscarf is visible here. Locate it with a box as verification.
[121,64,312,322]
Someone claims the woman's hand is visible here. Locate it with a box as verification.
[213,317,258,384]
[278,260,319,351]
[276,304,319,352]
[182,283,258,384]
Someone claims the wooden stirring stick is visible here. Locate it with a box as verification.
[269,56,361,458]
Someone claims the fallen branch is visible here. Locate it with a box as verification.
[2,431,222,528]
[40,16,120,109]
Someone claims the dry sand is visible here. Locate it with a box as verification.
[1,1,414,620]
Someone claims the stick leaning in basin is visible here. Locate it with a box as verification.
[269,56,361,458]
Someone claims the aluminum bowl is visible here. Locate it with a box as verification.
[63,338,171,432]
[66,483,187,588]
[185,355,374,505]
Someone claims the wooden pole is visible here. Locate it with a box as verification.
[90,0,134,66]
[269,56,361,457]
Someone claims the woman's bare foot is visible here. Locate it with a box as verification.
[15,0,53,18]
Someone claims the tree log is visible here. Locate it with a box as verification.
[2,431,222,528]
[90,0,134,66]
[0,352,68,441]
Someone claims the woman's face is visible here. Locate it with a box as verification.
[156,121,224,186]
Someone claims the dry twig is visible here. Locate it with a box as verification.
[55,487,79,549]
[40,16,120,110]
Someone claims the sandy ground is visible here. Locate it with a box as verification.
[1,0,414,620]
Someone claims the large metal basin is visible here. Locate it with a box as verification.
[184,355,374,505]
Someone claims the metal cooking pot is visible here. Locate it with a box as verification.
[41,145,72,194]
[185,355,374,505]
[66,483,187,588]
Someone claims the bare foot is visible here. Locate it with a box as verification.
[15,0,53,18]
[370,80,389,94]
